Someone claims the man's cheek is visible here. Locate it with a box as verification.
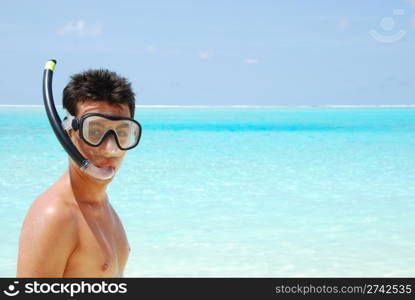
[72,136,94,159]
[80,144,99,160]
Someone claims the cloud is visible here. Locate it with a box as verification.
[242,58,259,64]
[378,75,414,89]
[145,45,158,53]
[405,0,415,8]
[337,17,351,30]
[170,81,182,88]
[199,51,213,60]
[58,20,103,37]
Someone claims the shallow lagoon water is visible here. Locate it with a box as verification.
[1,107,414,277]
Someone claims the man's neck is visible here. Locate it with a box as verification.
[68,163,110,206]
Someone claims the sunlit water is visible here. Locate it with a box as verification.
[1,106,414,277]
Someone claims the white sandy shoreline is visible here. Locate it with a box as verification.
[1,104,415,109]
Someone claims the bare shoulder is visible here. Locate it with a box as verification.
[108,202,121,224]
[108,202,126,232]
[108,202,130,248]
[17,185,79,277]
[23,187,78,233]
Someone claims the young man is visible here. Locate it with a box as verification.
[17,69,140,277]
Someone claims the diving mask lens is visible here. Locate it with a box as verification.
[81,114,141,150]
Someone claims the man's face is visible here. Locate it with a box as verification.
[68,100,131,174]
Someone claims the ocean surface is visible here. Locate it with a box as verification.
[1,106,415,277]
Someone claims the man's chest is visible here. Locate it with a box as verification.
[63,211,129,277]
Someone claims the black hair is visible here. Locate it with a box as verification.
[63,69,135,117]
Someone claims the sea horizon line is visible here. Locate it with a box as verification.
[1,104,415,109]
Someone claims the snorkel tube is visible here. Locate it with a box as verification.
[42,60,115,180]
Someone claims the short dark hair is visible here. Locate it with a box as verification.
[63,69,136,117]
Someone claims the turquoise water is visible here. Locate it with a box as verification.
[1,107,415,277]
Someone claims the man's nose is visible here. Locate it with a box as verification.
[100,134,120,155]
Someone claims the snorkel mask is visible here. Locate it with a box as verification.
[62,112,141,151]
[42,60,141,180]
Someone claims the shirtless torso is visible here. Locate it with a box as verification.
[17,170,130,277]
[17,100,134,277]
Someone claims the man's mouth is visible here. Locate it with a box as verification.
[95,159,117,169]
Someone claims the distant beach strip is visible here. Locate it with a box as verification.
[2,104,415,109]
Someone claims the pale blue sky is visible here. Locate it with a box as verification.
[1,0,415,105]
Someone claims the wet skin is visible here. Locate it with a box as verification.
[17,100,131,277]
